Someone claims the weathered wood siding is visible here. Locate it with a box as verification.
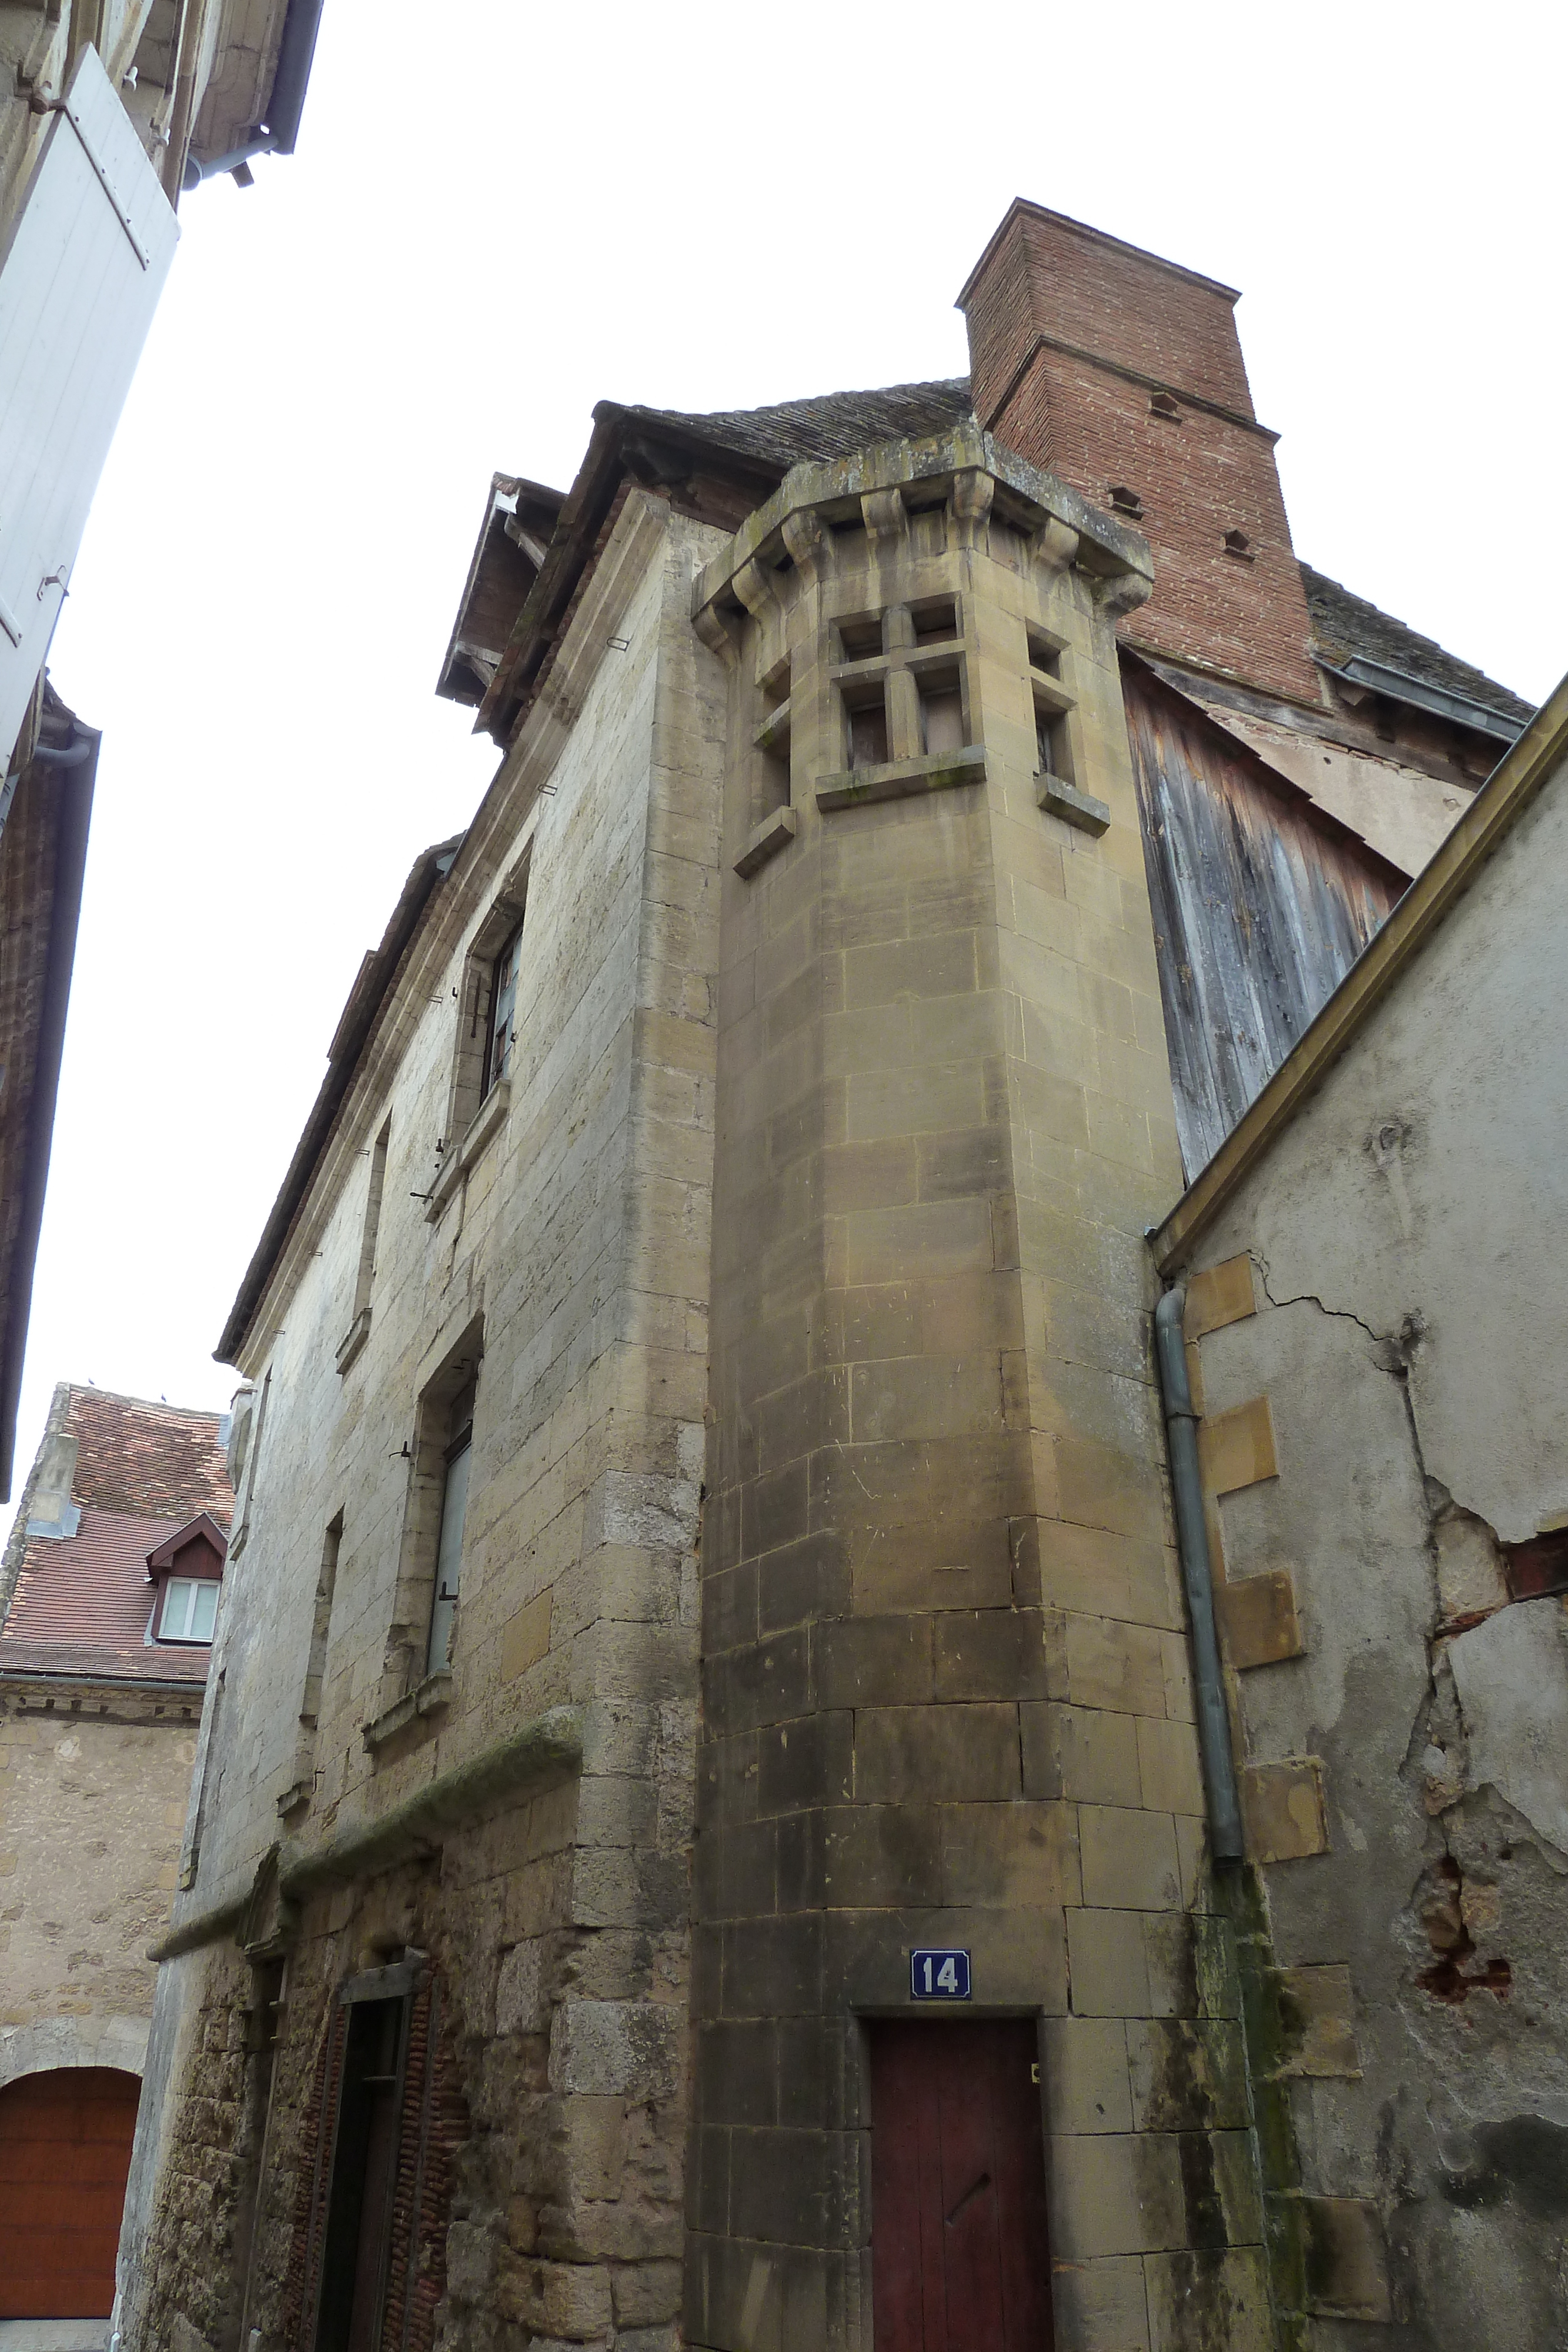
[1126,666,1402,1178]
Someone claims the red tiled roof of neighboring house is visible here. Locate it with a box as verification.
[0,1633,208,1685]
[0,1386,233,1685]
[4,1507,180,1648]
[63,1387,233,1525]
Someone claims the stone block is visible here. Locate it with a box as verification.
[818,1616,933,1709]
[1066,1907,1152,2019]
[823,1803,944,1907]
[1143,2247,1272,2351]
[496,1939,546,2035]
[933,1608,1066,1701]
[1240,1759,1328,1863]
[1022,1703,1141,1806]
[1135,1717,1205,1818]
[1079,1806,1182,1912]
[1065,1616,1168,1717]
[1183,1257,1256,1341]
[548,1999,681,2100]
[1214,1570,1303,1668]
[611,2261,683,2326]
[1299,2196,1392,2321]
[1040,2016,1134,2134]
[698,2020,777,2126]
[1047,2131,1186,2259]
[1198,1396,1278,1498]
[854,1702,1021,1803]
[1050,2251,1151,2351]
[1272,1963,1360,2077]
[941,1800,1081,1909]
[721,1914,823,2017]
[1125,2019,1249,2133]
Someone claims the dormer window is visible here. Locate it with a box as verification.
[161,1576,219,1643]
[145,1510,228,1647]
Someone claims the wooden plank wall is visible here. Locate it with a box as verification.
[1125,666,1401,1180]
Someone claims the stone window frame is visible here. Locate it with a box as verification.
[363,1315,485,1756]
[814,582,988,816]
[336,1115,390,1375]
[425,852,530,1221]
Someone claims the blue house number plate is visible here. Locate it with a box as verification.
[910,1947,971,2000]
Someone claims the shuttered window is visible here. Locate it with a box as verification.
[285,1962,462,2352]
[0,46,179,760]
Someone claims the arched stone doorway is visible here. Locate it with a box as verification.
[0,2067,142,2320]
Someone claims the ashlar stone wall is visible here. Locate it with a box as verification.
[121,489,730,2352]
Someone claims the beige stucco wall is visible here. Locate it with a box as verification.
[1176,709,1568,2344]
[0,1695,197,2084]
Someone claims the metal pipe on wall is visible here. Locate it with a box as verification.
[1153,1284,1246,1863]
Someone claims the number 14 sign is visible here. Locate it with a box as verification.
[910,1947,971,2000]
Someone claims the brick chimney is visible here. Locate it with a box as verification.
[958,199,1320,706]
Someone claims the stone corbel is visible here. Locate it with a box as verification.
[733,557,781,622]
[949,468,995,544]
[693,604,740,665]
[781,505,832,584]
[1086,554,1155,617]
[1031,516,1081,576]
[861,486,908,543]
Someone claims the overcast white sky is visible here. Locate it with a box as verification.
[8,0,1566,1513]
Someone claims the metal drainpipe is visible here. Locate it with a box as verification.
[1153,1284,1245,1863]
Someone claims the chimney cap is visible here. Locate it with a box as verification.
[956,197,1242,313]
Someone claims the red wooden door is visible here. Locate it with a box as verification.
[870,2020,1054,2352]
[0,2067,141,2317]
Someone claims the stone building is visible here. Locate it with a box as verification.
[119,201,1546,2352]
[0,1381,232,2338]
[0,0,325,1501]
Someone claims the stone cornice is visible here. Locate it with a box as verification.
[691,423,1154,654]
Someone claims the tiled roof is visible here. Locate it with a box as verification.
[5,1507,173,1646]
[64,1387,233,1524]
[0,1634,208,1686]
[1300,564,1533,728]
[622,377,975,476]
[0,1387,233,1683]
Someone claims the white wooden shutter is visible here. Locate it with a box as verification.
[0,46,178,760]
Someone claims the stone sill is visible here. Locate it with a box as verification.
[335,1305,371,1377]
[276,1776,315,1820]
[425,1077,511,1222]
[817,743,985,812]
[1038,771,1111,834]
[362,1669,452,1755]
[734,804,797,878]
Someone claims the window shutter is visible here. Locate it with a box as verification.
[0,44,178,759]
[379,1976,463,2352]
[283,2002,349,2352]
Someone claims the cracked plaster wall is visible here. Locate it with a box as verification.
[1181,743,1568,2344]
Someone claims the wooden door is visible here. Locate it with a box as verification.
[870,2020,1054,2352]
[0,2067,141,2317]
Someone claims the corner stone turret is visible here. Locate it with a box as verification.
[690,426,1270,2348]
